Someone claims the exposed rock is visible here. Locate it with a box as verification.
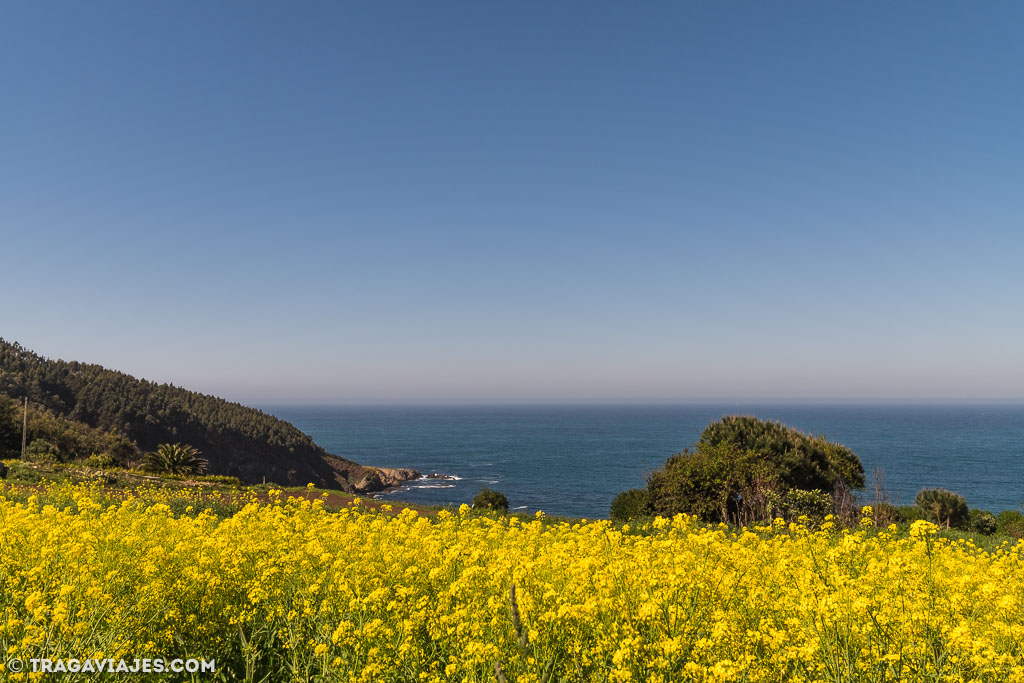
[377,467,421,488]
[343,465,420,493]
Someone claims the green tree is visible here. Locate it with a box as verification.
[24,438,60,464]
[915,488,969,529]
[142,443,208,476]
[628,415,866,525]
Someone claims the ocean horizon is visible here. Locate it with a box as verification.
[266,404,1024,518]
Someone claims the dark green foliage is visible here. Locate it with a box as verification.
[640,416,866,525]
[142,443,208,476]
[0,461,7,478]
[23,404,138,463]
[648,442,780,523]
[85,452,120,469]
[996,510,1024,538]
[969,509,997,535]
[895,505,925,523]
[472,487,509,512]
[0,339,378,489]
[0,396,21,459]
[698,415,865,492]
[915,488,969,529]
[24,438,60,464]
[609,488,651,522]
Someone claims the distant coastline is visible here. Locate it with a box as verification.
[273,403,1024,517]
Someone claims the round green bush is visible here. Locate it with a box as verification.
[472,487,509,512]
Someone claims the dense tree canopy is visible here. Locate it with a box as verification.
[612,415,866,524]
[698,415,865,492]
[0,395,139,463]
[0,339,381,490]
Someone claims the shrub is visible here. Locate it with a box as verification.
[915,488,969,529]
[6,461,43,483]
[610,488,651,522]
[85,452,120,469]
[969,509,997,535]
[472,488,509,512]
[996,510,1024,538]
[896,505,925,523]
[142,443,207,476]
[783,488,833,525]
[24,439,60,464]
[0,460,6,478]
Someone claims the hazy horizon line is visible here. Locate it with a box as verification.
[255,398,1024,409]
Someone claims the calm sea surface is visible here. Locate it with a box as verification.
[265,405,1024,518]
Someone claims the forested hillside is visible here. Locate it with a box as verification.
[0,339,416,491]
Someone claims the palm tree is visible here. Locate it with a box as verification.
[142,443,208,476]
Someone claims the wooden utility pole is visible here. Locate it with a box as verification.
[21,397,28,458]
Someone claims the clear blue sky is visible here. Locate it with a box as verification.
[2,2,1022,404]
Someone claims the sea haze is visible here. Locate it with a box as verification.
[265,405,1024,519]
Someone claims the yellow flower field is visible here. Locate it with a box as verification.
[1,483,1023,682]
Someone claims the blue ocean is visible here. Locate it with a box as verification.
[267,405,1024,519]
